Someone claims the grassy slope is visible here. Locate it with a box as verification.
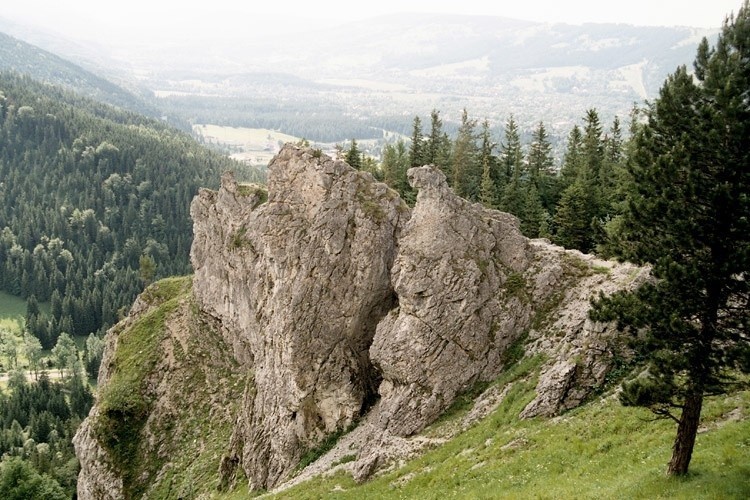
[225,366,749,499]
[93,276,245,499]
[89,282,747,499]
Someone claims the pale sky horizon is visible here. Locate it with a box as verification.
[1,0,743,45]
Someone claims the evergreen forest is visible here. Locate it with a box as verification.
[361,106,629,256]
[0,73,253,348]
[0,71,253,496]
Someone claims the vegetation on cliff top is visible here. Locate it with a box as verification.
[91,277,245,499]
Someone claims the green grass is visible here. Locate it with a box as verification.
[503,272,527,298]
[146,307,246,499]
[237,183,268,203]
[0,291,70,374]
[296,421,360,472]
[230,224,249,250]
[245,377,750,499]
[0,290,27,333]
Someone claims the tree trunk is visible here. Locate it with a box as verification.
[667,391,703,475]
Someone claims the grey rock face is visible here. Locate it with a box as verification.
[370,166,531,436]
[369,166,647,437]
[73,405,124,500]
[73,295,148,500]
[518,243,648,418]
[190,145,408,489]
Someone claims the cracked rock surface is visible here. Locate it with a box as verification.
[191,145,407,489]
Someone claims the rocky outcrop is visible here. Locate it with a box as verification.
[370,166,531,436]
[74,277,244,499]
[368,166,647,437]
[190,146,407,489]
[76,144,647,497]
[74,405,124,500]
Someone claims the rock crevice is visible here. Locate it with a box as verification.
[191,146,407,489]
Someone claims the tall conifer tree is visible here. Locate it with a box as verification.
[409,116,425,169]
[451,109,479,200]
[592,2,750,476]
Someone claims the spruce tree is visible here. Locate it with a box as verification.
[479,155,497,208]
[451,109,479,200]
[552,181,594,251]
[409,116,425,169]
[598,116,622,211]
[425,109,452,176]
[558,125,583,191]
[478,120,498,208]
[592,2,750,476]
[498,115,525,216]
[345,139,362,170]
[521,183,548,238]
[499,115,523,191]
[526,121,557,219]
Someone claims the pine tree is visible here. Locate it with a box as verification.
[451,109,479,200]
[592,2,750,476]
[345,139,362,170]
[409,116,425,169]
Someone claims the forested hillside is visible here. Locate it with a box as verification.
[0,32,164,123]
[0,72,249,347]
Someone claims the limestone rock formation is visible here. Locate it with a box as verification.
[190,146,408,489]
[369,166,646,437]
[75,145,647,497]
[74,277,244,499]
[370,166,531,436]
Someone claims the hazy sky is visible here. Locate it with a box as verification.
[2,0,742,44]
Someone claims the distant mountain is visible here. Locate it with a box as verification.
[0,30,174,124]
[252,13,716,102]
[101,13,717,135]
[0,13,720,142]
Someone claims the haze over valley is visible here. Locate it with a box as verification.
[0,7,728,164]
